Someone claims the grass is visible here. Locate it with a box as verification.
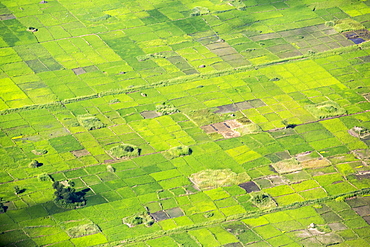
[271,158,301,174]
[305,101,347,119]
[77,114,105,130]
[249,192,277,209]
[109,144,140,158]
[123,212,154,227]
[330,19,365,32]
[66,223,101,238]
[190,169,250,190]
[164,146,191,159]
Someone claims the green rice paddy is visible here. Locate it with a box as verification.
[1,0,370,246]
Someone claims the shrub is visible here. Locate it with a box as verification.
[190,169,250,190]
[228,0,246,10]
[204,212,214,218]
[123,212,154,227]
[52,181,86,209]
[349,126,370,139]
[165,146,192,159]
[106,165,115,173]
[109,143,140,158]
[38,173,51,182]
[31,149,48,155]
[109,98,120,104]
[331,18,365,32]
[28,160,41,168]
[250,192,277,209]
[155,102,179,115]
[77,114,105,130]
[14,186,20,195]
[190,6,210,16]
[236,117,251,124]
[0,198,7,213]
[67,223,100,238]
[305,101,346,119]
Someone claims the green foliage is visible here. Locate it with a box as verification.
[331,19,365,32]
[26,27,38,32]
[28,160,41,168]
[236,117,251,124]
[109,143,140,158]
[123,212,154,227]
[204,212,214,218]
[305,101,346,119]
[52,181,86,208]
[31,149,48,155]
[190,169,250,190]
[155,102,179,115]
[187,109,223,126]
[0,198,6,213]
[236,122,262,135]
[106,165,115,173]
[250,192,277,209]
[13,186,20,194]
[137,52,177,62]
[227,0,246,10]
[350,126,370,139]
[77,114,105,130]
[190,6,210,16]
[90,14,112,22]
[109,98,120,104]
[49,135,83,153]
[165,146,191,159]
[38,173,51,182]
[66,223,101,238]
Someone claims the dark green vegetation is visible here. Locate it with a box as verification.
[165,145,192,159]
[52,181,86,209]
[77,114,106,130]
[0,0,370,246]
[123,211,154,227]
[109,143,140,158]
[66,223,101,238]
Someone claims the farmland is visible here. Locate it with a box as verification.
[0,0,370,246]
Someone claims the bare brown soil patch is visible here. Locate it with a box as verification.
[71,149,91,157]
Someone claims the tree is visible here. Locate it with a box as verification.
[28,160,41,168]
[14,186,21,195]
[0,198,7,213]
[52,181,85,207]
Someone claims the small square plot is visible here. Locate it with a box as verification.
[353,206,370,217]
[166,207,184,218]
[72,67,86,75]
[238,181,260,193]
[151,211,170,221]
[141,111,161,119]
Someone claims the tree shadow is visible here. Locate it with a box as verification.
[75,188,90,200]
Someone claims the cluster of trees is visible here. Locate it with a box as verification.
[52,181,86,208]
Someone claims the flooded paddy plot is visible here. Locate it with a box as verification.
[343,29,370,44]
[238,181,260,193]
